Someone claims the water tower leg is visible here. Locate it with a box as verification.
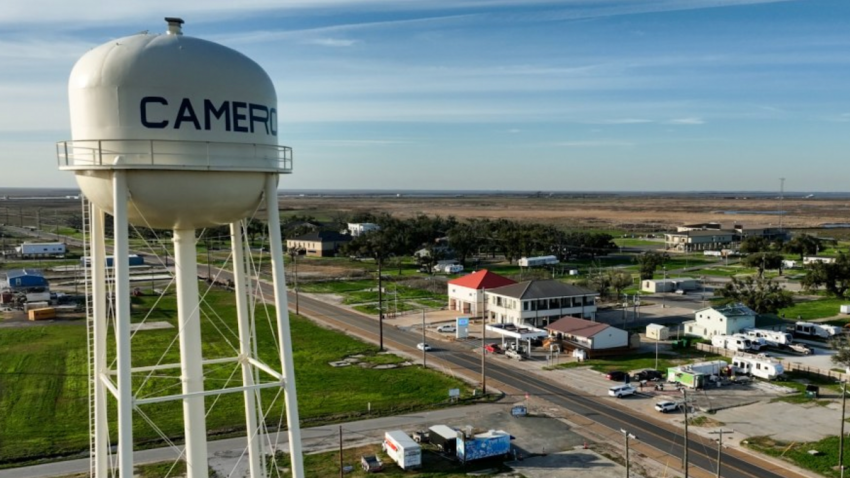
[173,229,209,478]
[112,171,134,478]
[264,175,305,478]
[91,204,109,477]
[230,221,262,477]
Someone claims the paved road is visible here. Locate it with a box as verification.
[290,292,798,478]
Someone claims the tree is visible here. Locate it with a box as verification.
[633,251,669,280]
[716,276,793,314]
[739,236,771,254]
[741,251,784,278]
[784,234,822,260]
[830,334,850,371]
[588,271,612,299]
[608,270,633,298]
[801,252,850,298]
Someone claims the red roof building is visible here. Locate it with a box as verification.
[447,270,516,316]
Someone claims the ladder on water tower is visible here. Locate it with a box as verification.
[81,196,97,476]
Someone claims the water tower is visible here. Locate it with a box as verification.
[57,18,304,478]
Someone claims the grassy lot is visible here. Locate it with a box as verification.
[612,238,663,248]
[299,280,376,294]
[779,297,850,321]
[0,287,471,466]
[268,443,515,478]
[745,435,850,477]
[555,351,727,374]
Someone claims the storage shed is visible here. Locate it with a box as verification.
[646,323,669,340]
[4,269,49,291]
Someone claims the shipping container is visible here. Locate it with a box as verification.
[28,308,56,321]
[428,425,458,455]
[457,429,511,462]
[383,431,421,470]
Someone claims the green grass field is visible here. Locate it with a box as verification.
[556,351,727,374]
[745,435,849,477]
[0,287,470,466]
[779,297,849,321]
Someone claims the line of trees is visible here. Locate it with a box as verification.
[339,213,616,267]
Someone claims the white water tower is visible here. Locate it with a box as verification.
[58,18,304,478]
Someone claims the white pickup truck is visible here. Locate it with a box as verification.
[505,349,523,360]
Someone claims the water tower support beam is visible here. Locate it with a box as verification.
[173,228,209,478]
[91,203,109,477]
[230,220,263,478]
[112,171,134,478]
[264,174,305,478]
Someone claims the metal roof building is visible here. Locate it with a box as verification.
[485,280,599,327]
[4,269,49,291]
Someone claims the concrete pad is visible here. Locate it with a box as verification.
[714,400,843,443]
[510,450,643,478]
[128,321,173,331]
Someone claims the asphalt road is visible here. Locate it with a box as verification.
[290,292,795,478]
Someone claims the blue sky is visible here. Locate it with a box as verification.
[1,0,848,192]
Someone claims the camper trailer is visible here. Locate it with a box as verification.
[744,328,794,347]
[794,322,842,339]
[518,255,559,267]
[731,354,784,380]
[711,335,753,352]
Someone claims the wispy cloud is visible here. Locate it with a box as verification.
[667,117,705,125]
[303,38,360,47]
[552,140,635,147]
[307,139,412,146]
[584,118,653,125]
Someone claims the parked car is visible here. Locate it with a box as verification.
[654,401,679,413]
[505,349,523,360]
[484,343,502,354]
[416,343,432,351]
[608,384,637,398]
[606,370,627,381]
[436,324,457,333]
[632,369,664,382]
[361,455,383,473]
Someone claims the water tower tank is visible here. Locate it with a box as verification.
[61,18,290,230]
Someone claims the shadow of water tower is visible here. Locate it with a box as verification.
[58,17,304,478]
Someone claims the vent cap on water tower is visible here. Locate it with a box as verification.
[57,17,293,230]
[165,17,184,35]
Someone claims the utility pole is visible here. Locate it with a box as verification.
[338,425,344,478]
[708,428,733,478]
[779,177,786,232]
[482,288,487,395]
[378,256,383,351]
[422,309,426,368]
[840,381,847,478]
[620,429,637,477]
[292,251,299,315]
[683,389,690,478]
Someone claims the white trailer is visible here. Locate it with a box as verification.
[743,328,793,347]
[794,322,841,339]
[711,335,752,352]
[383,431,421,470]
[16,243,66,257]
[731,353,784,380]
[518,255,559,267]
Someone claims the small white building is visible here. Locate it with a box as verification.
[645,323,669,340]
[546,317,629,351]
[347,222,380,237]
[447,270,516,316]
[16,242,66,258]
[804,256,837,265]
[782,259,799,269]
[641,278,698,293]
[485,280,598,328]
[682,303,757,339]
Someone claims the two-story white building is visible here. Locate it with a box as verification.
[447,269,516,316]
[484,280,598,328]
[347,223,380,237]
[683,303,756,339]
